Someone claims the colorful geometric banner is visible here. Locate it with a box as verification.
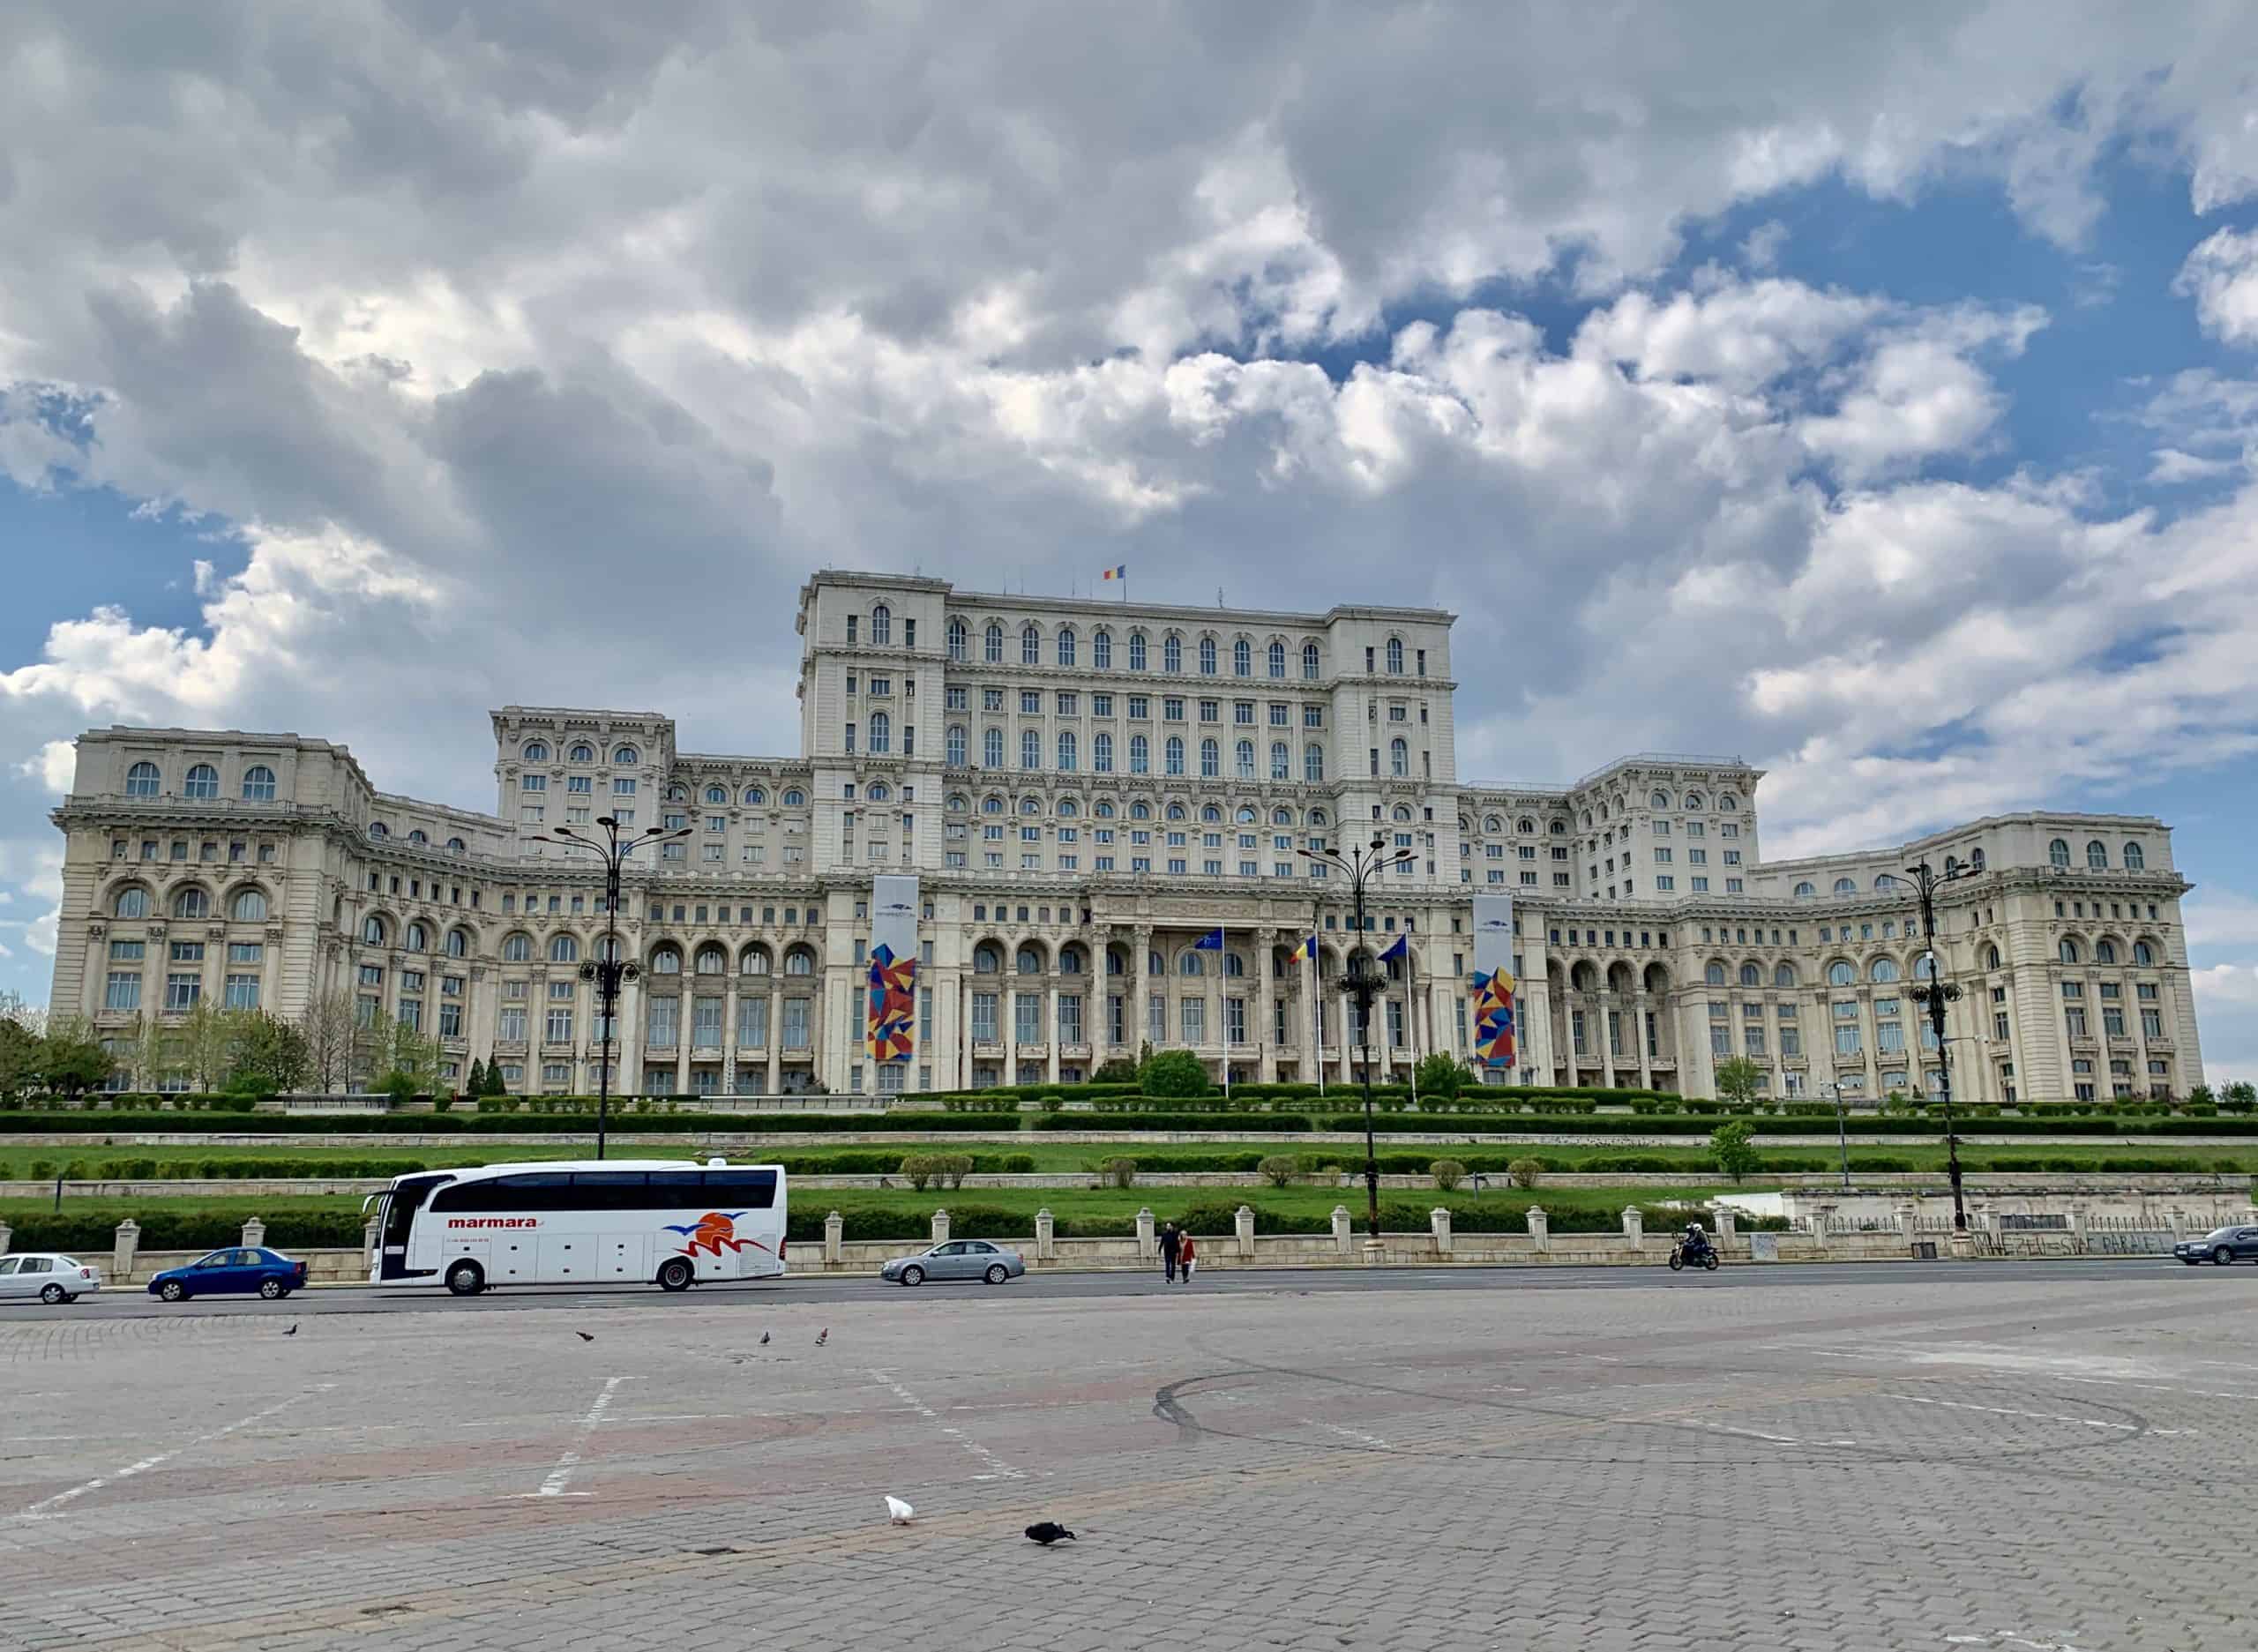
[866,874,920,1064]
[1470,893,1517,1070]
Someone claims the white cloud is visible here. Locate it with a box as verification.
[13,740,75,794]
[2177,228,2258,346]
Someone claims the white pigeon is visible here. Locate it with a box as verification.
[886,1496,915,1525]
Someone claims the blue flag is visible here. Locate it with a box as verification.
[1193,927,1225,950]
[1379,932,1409,961]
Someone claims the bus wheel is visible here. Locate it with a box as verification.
[445,1261,486,1297]
[657,1258,695,1292]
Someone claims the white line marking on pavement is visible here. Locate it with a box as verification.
[1691,1421,1802,1444]
[2053,1374,2258,1402]
[1888,1395,2191,1435]
[1301,1417,1392,1449]
[17,1384,334,1520]
[869,1368,1025,1481]
[523,1375,637,1498]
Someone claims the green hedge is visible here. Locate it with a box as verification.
[1033,1111,1313,1132]
[14,1150,1045,1183]
[4,1209,370,1253]
[0,1110,1021,1137]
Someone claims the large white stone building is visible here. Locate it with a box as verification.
[45,572,2204,1104]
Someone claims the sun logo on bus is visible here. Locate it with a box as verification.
[662,1211,770,1259]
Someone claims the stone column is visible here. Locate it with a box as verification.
[241,1216,265,1249]
[1431,1207,1453,1256]
[1046,983,1061,1084]
[1527,1207,1550,1252]
[2069,1200,2091,1253]
[1715,1206,1736,1243]
[1810,1209,1831,1249]
[723,982,740,1097]
[766,1004,783,1097]
[114,1219,139,1281]
[1135,1207,1155,1258]
[1235,1204,1255,1260]
[1035,1207,1056,1261]
[931,1207,949,1245]
[1331,1204,1352,1254]
[0,1220,11,1257]
[1338,989,1354,1084]
[674,994,692,1097]
[1131,926,1151,1061]
[1621,1206,1644,1248]
[1895,1200,1918,1237]
[825,1210,844,1265]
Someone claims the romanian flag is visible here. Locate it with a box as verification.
[1286,934,1315,966]
[1101,564,1125,581]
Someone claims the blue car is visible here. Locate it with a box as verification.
[148,1246,308,1302]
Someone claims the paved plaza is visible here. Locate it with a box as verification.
[4,1267,2254,1650]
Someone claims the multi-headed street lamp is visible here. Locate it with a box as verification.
[1903,856,1970,1235]
[551,816,691,1160]
[1298,832,1417,1251]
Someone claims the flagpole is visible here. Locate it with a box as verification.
[1408,940,1419,1109]
[1311,932,1325,1098]
[1222,923,1230,1101]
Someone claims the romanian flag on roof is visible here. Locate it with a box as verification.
[1101,564,1125,580]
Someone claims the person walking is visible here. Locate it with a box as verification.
[1178,1230,1198,1284]
[1159,1220,1182,1283]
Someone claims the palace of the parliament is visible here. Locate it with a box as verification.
[45,572,2204,1103]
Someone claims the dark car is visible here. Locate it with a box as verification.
[147,1247,309,1301]
[2174,1224,2258,1266]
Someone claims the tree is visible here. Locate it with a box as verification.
[1138,1048,1210,1099]
[2187,1082,2217,1110]
[1709,1118,1761,1184]
[1415,1051,1468,1103]
[1712,1056,1761,1110]
[228,1011,310,1095]
[36,1015,114,1097]
[2224,1080,2257,1113]
[297,991,362,1093]
[0,1012,41,1103]
[482,1058,510,1097]
[372,1017,444,1098]
[465,1058,487,1098]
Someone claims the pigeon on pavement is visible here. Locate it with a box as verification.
[576,1331,595,1342]
[283,1324,299,1336]
[816,1327,828,1346]
[759,1331,772,1345]
[886,1496,915,1524]
[1025,1522,1076,1545]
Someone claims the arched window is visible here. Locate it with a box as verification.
[1389,738,1408,777]
[1163,635,1183,673]
[1021,623,1041,665]
[1235,739,1255,779]
[1302,640,1320,679]
[550,935,579,964]
[1095,732,1114,774]
[2059,938,2081,964]
[1058,796,1077,816]
[1233,638,1252,676]
[1016,946,1043,976]
[784,946,815,976]
[781,789,806,806]
[1550,819,1567,836]
[1305,744,1325,782]
[981,796,1004,816]
[1874,873,1897,891]
[447,837,466,854]
[869,603,891,645]
[705,785,728,804]
[569,744,594,763]
[522,742,550,764]
[1310,808,1328,826]
[173,886,209,920]
[1705,962,1727,985]
[1267,639,1286,677]
[743,785,766,805]
[229,888,268,923]
[1130,801,1152,820]
[1870,958,1900,983]
[1774,962,1797,988]
[741,946,773,976]
[1794,882,1816,899]
[1983,943,2001,969]
[1179,951,1204,976]
[114,886,148,919]
[243,765,277,802]
[1270,741,1289,780]
[1129,632,1148,671]
[2096,939,2118,965]
[407,829,428,845]
[363,915,388,946]
[696,945,727,975]
[1738,963,1761,987]
[946,725,968,766]
[1130,735,1150,774]
[1059,945,1085,974]
[125,761,161,796]
[1827,960,1855,986]
[868,711,890,754]
[1199,737,1219,778]
[651,946,683,975]
[1199,637,1217,675]
[1386,638,1403,674]
[2134,940,2156,967]
[502,932,532,961]
[1058,730,1078,772]
[1720,795,1738,811]
[405,922,428,953]
[948,794,969,812]
[2087,839,2108,869]
[984,622,1004,663]
[1650,790,1670,810]
[947,618,968,662]
[984,729,1004,768]
[2049,838,2071,868]
[2123,841,2144,871]
[1833,877,1857,894]
[974,944,1002,975]
[612,744,639,765]
[1057,626,1076,667]
[1969,848,1985,871]
[1165,736,1185,776]
[445,929,470,959]
[1093,629,1111,669]
[1516,817,1534,833]
[1684,792,1705,811]
[1392,804,1412,822]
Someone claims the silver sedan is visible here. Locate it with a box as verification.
[879,1239,1027,1287]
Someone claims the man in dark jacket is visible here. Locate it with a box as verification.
[1159,1221,1183,1282]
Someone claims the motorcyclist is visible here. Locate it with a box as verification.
[1681,1221,1709,1258]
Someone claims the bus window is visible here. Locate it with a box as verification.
[700,1169,778,1208]
[382,1175,451,1248]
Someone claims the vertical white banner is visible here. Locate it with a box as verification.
[866,874,920,1063]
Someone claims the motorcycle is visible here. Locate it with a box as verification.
[1668,1237,1721,1272]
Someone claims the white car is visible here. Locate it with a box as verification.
[0,1254,102,1304]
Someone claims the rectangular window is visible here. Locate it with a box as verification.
[1227,997,1246,1045]
[165,973,201,1013]
[647,996,680,1046]
[781,999,811,1050]
[104,972,142,1012]
[545,1006,574,1043]
[970,991,998,1043]
[738,997,769,1049]
[224,974,260,1010]
[1059,993,1084,1044]
[1180,998,1205,1044]
[498,1006,527,1043]
[693,997,724,1049]
[2065,1006,2089,1037]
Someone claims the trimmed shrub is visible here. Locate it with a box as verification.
[1429,1159,1467,1192]
[1256,1155,1299,1188]
[1139,1050,1211,1099]
[1097,1156,1139,1189]
[1507,1157,1544,1189]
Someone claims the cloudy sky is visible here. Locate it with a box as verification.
[1,4,2255,1076]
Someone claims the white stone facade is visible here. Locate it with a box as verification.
[44,572,2204,1103]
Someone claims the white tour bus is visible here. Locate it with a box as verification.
[367,1158,789,1295]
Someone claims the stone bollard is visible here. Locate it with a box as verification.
[1810,1210,1831,1248]
[931,1207,949,1245]
[1714,1207,1736,1243]
[2069,1201,2090,1253]
[361,1218,378,1273]
[242,1216,266,1250]
[1896,1201,1918,1237]
[1136,1207,1155,1258]
[826,1210,844,1266]
[1235,1204,1255,1260]
[0,1219,11,1259]
[114,1219,139,1282]
[1527,1207,1550,1252]
[1621,1206,1644,1249]
[2167,1209,2186,1241]
[1035,1207,1056,1261]
[1331,1205,1353,1255]
[1431,1207,1454,1256]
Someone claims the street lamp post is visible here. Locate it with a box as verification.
[1299,833,1417,1252]
[551,817,690,1161]
[1904,857,1970,1234]
[1821,1080,1850,1191]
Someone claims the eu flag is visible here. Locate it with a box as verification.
[1379,933,1409,961]
[1193,927,1225,950]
